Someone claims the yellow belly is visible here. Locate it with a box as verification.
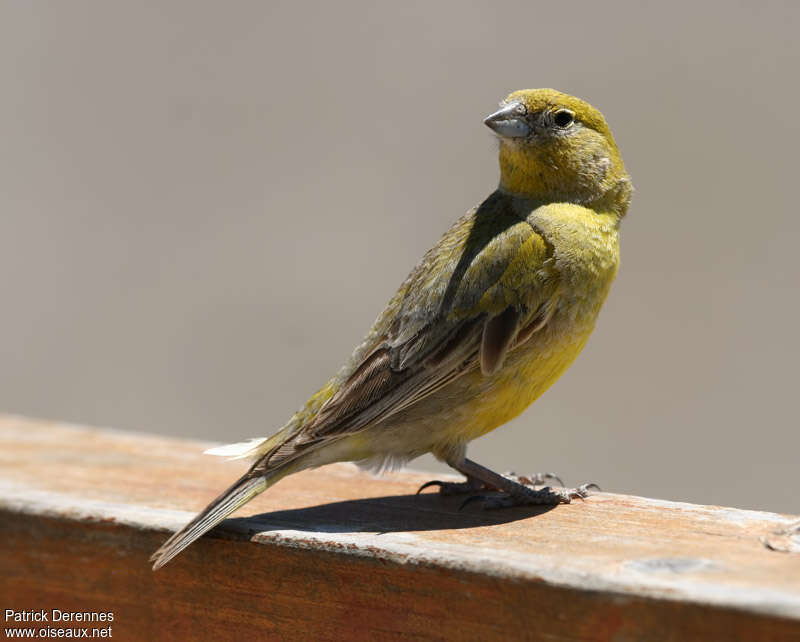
[329,321,598,468]
[456,323,594,443]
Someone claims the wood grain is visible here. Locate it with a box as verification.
[1,414,798,641]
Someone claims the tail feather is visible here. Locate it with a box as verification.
[203,427,290,460]
[150,473,269,570]
[203,437,267,459]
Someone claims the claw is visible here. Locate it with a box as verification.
[416,477,484,497]
[567,482,601,502]
[527,472,564,487]
[416,480,446,495]
[547,473,565,487]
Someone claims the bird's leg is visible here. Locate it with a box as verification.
[447,458,598,509]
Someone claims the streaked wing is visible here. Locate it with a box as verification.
[263,193,559,467]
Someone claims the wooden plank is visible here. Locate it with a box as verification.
[1,413,799,641]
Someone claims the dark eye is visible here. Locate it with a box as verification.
[553,109,574,128]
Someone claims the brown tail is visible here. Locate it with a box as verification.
[150,472,271,570]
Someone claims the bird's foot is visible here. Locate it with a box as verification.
[460,483,600,510]
[418,457,599,509]
[416,471,562,496]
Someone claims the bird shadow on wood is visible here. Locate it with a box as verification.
[218,492,557,539]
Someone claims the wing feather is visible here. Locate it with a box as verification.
[480,306,520,376]
[261,193,559,469]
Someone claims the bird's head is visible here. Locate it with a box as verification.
[485,88,631,216]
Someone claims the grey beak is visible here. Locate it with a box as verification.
[483,102,531,138]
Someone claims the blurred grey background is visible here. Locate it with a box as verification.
[1,1,797,513]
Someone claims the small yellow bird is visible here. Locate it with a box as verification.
[151,88,632,570]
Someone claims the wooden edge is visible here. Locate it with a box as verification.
[1,413,799,640]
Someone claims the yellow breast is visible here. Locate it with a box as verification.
[454,203,620,443]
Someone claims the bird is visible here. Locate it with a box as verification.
[151,88,632,570]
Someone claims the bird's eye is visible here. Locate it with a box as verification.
[553,109,574,128]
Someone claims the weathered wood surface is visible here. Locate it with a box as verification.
[1,413,799,641]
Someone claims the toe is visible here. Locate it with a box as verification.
[533,472,564,487]
[567,482,601,501]
[416,480,445,495]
